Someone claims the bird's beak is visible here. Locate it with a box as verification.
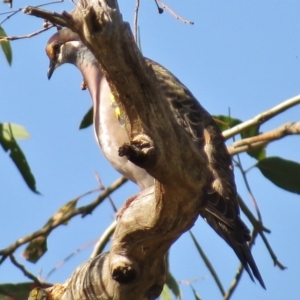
[47,59,56,80]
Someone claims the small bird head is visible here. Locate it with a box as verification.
[45,28,82,80]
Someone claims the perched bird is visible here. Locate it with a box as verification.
[46,29,152,190]
[45,28,265,289]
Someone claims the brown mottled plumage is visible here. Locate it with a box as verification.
[45,28,265,289]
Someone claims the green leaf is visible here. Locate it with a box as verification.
[189,231,225,296]
[0,26,12,65]
[79,106,93,129]
[166,271,181,299]
[45,198,78,227]
[213,115,242,132]
[23,199,78,262]
[240,124,266,160]
[0,123,39,193]
[213,116,266,159]
[245,145,266,160]
[23,236,48,263]
[1,122,30,140]
[190,285,202,300]
[162,252,181,299]
[256,157,300,194]
[0,282,52,300]
[160,284,173,300]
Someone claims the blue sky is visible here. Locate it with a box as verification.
[1,1,300,299]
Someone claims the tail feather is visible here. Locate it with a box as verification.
[202,212,266,289]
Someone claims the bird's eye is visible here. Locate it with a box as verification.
[52,42,61,56]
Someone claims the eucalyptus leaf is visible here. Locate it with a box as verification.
[1,122,30,140]
[160,284,173,300]
[0,123,38,193]
[0,26,12,65]
[79,106,93,129]
[256,157,300,194]
[213,115,242,132]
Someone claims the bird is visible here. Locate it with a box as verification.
[45,28,153,191]
[45,27,265,289]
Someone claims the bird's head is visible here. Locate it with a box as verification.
[45,28,84,79]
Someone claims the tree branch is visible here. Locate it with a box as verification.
[0,177,127,264]
[156,0,194,25]
[234,154,263,222]
[9,254,42,285]
[90,220,117,259]
[0,26,53,42]
[133,0,140,43]
[25,1,208,299]
[23,6,74,28]
[259,231,287,270]
[227,121,300,156]
[223,95,300,139]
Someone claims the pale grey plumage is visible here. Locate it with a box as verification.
[45,28,265,289]
[46,29,153,190]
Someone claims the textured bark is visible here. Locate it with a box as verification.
[25,1,208,299]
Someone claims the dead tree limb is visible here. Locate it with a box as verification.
[25,1,207,299]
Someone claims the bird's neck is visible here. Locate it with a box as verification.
[75,52,113,151]
[79,63,105,100]
[75,49,105,94]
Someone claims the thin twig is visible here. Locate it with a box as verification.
[228,141,268,156]
[94,172,118,213]
[153,0,163,14]
[237,195,270,234]
[234,156,263,222]
[0,10,18,16]
[223,260,244,300]
[229,106,263,223]
[223,230,258,300]
[0,1,64,26]
[223,94,300,140]
[227,121,300,156]
[23,6,73,29]
[234,121,300,148]
[133,0,140,43]
[156,0,194,24]
[9,254,42,285]
[239,194,286,268]
[90,220,117,258]
[36,0,64,8]
[0,177,128,264]
[0,8,21,25]
[224,215,286,299]
[44,238,98,281]
[0,26,53,41]
[259,231,287,270]
[224,228,286,299]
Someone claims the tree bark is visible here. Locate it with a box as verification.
[25,1,208,299]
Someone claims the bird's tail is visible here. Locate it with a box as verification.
[202,212,266,289]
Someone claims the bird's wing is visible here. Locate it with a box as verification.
[146,58,265,289]
[146,58,240,222]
